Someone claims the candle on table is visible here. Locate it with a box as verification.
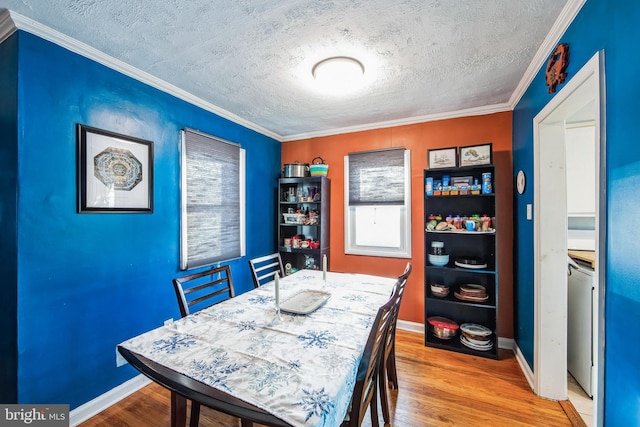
[275,272,280,308]
[322,254,327,281]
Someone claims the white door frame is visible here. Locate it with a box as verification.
[532,50,605,425]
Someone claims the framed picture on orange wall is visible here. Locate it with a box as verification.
[427,147,457,169]
[459,143,492,167]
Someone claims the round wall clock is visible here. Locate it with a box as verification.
[517,170,526,194]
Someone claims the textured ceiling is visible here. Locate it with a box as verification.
[1,1,569,140]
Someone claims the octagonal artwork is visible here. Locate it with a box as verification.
[77,124,153,213]
[94,147,143,191]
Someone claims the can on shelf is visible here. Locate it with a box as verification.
[425,177,433,196]
[482,172,492,194]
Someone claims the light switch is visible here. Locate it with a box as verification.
[526,204,533,220]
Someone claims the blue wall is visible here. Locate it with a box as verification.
[7,31,281,408]
[513,0,640,425]
[0,32,18,403]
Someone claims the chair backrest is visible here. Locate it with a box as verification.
[344,291,396,426]
[398,262,412,282]
[387,276,408,339]
[392,263,412,326]
[386,263,412,348]
[248,253,285,288]
[172,265,235,318]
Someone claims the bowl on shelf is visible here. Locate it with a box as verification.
[427,316,459,340]
[428,253,450,266]
[430,283,450,297]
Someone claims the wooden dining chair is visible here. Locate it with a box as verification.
[173,265,236,317]
[248,253,285,288]
[398,261,412,284]
[172,265,253,427]
[386,262,412,387]
[379,263,412,424]
[341,288,396,427]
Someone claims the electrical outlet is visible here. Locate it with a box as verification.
[164,318,173,326]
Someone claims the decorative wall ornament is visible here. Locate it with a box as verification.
[77,124,153,213]
[545,43,569,93]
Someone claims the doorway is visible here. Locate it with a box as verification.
[532,51,605,426]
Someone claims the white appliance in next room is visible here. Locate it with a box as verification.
[567,256,595,397]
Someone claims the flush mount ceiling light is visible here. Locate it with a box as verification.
[312,56,365,94]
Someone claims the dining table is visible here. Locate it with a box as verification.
[117,269,397,427]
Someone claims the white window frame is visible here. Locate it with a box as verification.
[344,149,411,258]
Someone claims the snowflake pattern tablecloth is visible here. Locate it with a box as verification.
[118,270,396,427]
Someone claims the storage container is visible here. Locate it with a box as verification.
[283,162,310,177]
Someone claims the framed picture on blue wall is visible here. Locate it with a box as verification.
[77,124,154,213]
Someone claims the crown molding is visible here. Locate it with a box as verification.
[3,2,585,143]
[508,0,587,109]
[2,9,283,142]
[282,102,512,141]
[278,0,586,142]
[0,9,17,44]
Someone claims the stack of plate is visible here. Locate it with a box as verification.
[454,257,487,269]
[454,284,488,302]
[459,323,493,351]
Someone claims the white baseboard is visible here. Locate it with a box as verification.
[69,374,151,426]
[513,341,535,392]
[398,320,514,351]
[498,337,514,350]
[397,319,425,334]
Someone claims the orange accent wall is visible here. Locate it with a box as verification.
[283,112,514,338]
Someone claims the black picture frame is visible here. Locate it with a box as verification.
[77,124,154,213]
[459,143,493,167]
[427,147,458,169]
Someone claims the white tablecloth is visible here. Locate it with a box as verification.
[118,270,396,427]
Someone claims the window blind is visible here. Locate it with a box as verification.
[180,129,245,270]
[348,148,406,205]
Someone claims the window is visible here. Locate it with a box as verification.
[180,129,245,270]
[344,148,411,258]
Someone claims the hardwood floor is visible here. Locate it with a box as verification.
[80,330,573,427]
